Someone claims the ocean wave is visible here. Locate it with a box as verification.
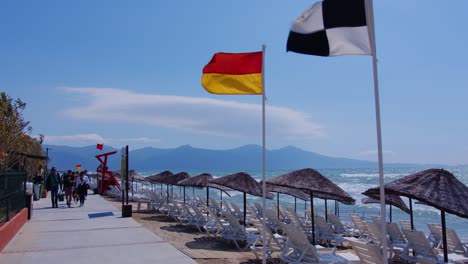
[336,182,376,197]
[340,173,406,178]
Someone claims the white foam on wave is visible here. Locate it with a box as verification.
[340,173,405,178]
[226,191,242,197]
[336,182,376,198]
[137,172,153,177]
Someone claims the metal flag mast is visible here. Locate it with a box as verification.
[261,44,267,264]
[365,1,388,263]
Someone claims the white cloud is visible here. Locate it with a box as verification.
[40,133,160,147]
[60,87,325,139]
[113,137,160,143]
[43,134,105,145]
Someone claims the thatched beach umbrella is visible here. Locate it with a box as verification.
[177,173,231,207]
[163,172,190,185]
[361,192,410,222]
[178,173,212,187]
[161,172,190,202]
[262,181,309,217]
[145,170,173,184]
[210,172,273,226]
[364,168,468,262]
[266,168,356,244]
[145,171,173,201]
[145,170,173,194]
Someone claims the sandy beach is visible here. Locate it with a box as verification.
[106,197,263,264]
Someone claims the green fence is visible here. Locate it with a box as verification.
[0,170,26,225]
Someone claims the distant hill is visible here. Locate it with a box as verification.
[43,144,422,172]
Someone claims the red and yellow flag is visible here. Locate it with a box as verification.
[75,164,82,170]
[201,51,263,94]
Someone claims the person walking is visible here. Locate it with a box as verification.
[62,170,76,207]
[32,170,44,201]
[75,171,89,207]
[45,167,62,208]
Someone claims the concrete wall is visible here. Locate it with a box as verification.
[0,208,28,252]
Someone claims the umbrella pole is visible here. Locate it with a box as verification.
[193,187,194,195]
[441,210,448,263]
[277,193,280,218]
[335,200,338,216]
[324,199,328,222]
[206,187,210,216]
[409,198,414,230]
[166,184,169,204]
[243,192,247,227]
[304,200,307,219]
[310,192,316,245]
[389,205,392,222]
[294,197,297,212]
[183,186,186,203]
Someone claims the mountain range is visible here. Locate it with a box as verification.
[43,144,428,173]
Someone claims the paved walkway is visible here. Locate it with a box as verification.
[0,192,196,264]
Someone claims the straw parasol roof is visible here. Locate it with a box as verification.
[210,172,273,226]
[162,172,190,186]
[263,182,309,201]
[361,195,411,214]
[145,170,173,183]
[177,173,232,206]
[177,173,232,193]
[267,168,356,244]
[177,173,212,187]
[209,172,273,199]
[364,168,468,262]
[364,168,468,218]
[266,168,355,205]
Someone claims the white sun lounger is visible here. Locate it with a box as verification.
[279,223,359,264]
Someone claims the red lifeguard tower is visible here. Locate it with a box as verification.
[95,151,121,194]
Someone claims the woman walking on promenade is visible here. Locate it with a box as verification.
[75,171,89,207]
[45,167,62,208]
[32,170,43,201]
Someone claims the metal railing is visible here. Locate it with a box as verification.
[0,170,26,225]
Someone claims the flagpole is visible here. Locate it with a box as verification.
[365,1,387,263]
[261,44,267,264]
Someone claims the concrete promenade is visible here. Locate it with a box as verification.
[0,192,196,264]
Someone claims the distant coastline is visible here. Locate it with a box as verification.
[43,144,448,172]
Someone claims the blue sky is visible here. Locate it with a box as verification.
[1,0,468,165]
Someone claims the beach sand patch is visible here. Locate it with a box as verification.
[106,197,260,264]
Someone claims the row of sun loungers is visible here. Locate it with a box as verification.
[129,188,467,264]
[347,213,468,263]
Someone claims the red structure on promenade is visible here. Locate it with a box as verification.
[95,151,121,194]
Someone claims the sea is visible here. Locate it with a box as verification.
[126,166,468,239]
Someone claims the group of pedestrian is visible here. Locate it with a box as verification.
[45,167,90,208]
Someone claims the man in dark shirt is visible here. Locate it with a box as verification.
[46,167,62,208]
[62,170,76,207]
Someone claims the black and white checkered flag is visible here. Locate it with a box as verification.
[287,0,371,56]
